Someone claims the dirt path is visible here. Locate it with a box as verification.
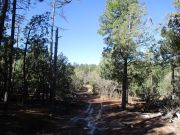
[0,90,179,135]
[69,90,179,135]
[70,97,103,135]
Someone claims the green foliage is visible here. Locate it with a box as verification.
[160,15,180,61]
[98,0,146,108]
[74,64,97,85]
[174,0,180,9]
[128,51,172,98]
[97,0,180,110]
[73,63,120,97]
[0,12,76,103]
[98,0,145,83]
[56,54,75,99]
[160,2,180,93]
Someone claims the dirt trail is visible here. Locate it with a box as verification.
[69,90,179,135]
[0,90,179,135]
[70,90,104,135]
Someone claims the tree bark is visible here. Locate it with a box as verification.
[49,0,56,101]
[0,0,8,45]
[8,0,17,94]
[52,27,58,100]
[50,0,56,60]
[171,62,175,93]
[12,25,20,91]
[3,38,9,110]
[121,57,128,109]
[22,29,31,102]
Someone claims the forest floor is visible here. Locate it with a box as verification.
[0,90,180,135]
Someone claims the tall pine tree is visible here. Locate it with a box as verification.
[98,0,145,109]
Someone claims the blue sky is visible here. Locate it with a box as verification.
[27,0,175,64]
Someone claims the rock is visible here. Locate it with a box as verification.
[142,112,162,119]
[163,112,173,120]
[142,114,150,119]
[175,112,180,119]
[169,119,173,123]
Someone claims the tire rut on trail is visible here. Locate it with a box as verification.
[69,90,179,135]
[71,102,103,135]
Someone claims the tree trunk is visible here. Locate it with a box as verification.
[12,25,20,91]
[121,58,128,109]
[49,0,56,101]
[52,28,58,100]
[3,39,9,111]
[171,63,175,93]
[0,0,8,45]
[8,0,17,94]
[50,0,56,61]
[23,41,28,102]
[22,29,31,102]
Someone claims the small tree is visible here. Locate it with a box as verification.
[22,12,50,102]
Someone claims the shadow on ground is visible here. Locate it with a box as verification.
[0,90,176,135]
[95,100,175,135]
[0,100,87,135]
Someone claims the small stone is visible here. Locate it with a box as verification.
[175,112,180,118]
[169,119,173,123]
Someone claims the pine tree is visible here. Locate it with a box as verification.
[98,0,145,109]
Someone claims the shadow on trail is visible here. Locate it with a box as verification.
[0,90,176,135]
[95,100,175,135]
[0,100,84,135]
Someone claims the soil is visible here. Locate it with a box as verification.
[0,90,179,135]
